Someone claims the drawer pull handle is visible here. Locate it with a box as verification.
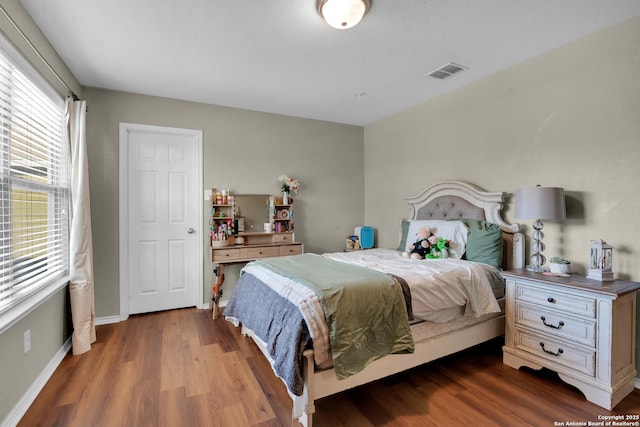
[539,342,563,357]
[540,316,564,330]
[547,297,556,303]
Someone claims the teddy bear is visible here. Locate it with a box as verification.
[402,226,434,260]
[426,237,450,259]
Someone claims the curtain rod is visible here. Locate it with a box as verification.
[0,5,78,99]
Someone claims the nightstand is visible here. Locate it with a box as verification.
[501,269,640,409]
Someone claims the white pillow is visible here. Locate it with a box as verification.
[405,220,469,259]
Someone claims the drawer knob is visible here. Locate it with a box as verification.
[540,316,565,330]
[539,342,563,357]
[547,297,556,303]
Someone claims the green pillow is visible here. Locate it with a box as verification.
[463,219,503,268]
[397,219,410,251]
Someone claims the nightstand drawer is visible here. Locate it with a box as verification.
[515,282,596,318]
[240,246,280,259]
[515,329,595,377]
[516,302,596,347]
[280,245,302,256]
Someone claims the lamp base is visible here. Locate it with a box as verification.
[526,264,549,273]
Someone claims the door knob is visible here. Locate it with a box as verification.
[187,228,195,234]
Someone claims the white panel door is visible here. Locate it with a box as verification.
[121,124,202,315]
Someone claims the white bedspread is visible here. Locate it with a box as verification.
[323,248,502,321]
[240,248,502,367]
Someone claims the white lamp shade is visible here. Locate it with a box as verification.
[319,0,369,29]
[515,186,566,220]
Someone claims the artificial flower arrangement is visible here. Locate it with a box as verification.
[279,175,300,194]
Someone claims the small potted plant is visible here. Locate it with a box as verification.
[549,256,571,274]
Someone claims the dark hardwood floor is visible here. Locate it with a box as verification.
[19,308,640,426]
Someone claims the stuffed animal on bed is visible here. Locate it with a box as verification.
[402,226,434,260]
[426,237,450,259]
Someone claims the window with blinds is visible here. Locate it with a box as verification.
[0,46,69,314]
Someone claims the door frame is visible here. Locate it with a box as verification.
[118,122,203,321]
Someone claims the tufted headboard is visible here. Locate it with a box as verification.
[414,195,485,222]
[406,181,524,270]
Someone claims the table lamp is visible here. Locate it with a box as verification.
[515,186,566,272]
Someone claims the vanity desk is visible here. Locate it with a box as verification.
[209,193,303,318]
[211,232,303,264]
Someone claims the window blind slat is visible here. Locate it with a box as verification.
[0,42,69,314]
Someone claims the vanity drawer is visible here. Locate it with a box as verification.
[514,282,596,318]
[212,248,240,262]
[280,245,303,256]
[240,246,280,259]
[516,302,596,347]
[272,233,294,243]
[515,328,595,377]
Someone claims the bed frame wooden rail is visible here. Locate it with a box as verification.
[241,181,525,426]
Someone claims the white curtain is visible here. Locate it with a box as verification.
[66,97,96,355]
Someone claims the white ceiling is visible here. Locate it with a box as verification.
[20,0,640,126]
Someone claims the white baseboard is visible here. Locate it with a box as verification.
[98,306,218,322]
[635,377,640,389]
[95,315,120,326]
[100,304,220,322]
[1,337,72,427]
[1,308,212,426]
[202,300,227,308]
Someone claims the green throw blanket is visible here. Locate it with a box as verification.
[257,253,414,379]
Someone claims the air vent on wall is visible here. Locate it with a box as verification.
[426,63,468,80]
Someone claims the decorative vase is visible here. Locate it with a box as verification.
[282,192,289,205]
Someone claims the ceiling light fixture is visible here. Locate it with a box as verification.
[318,0,370,29]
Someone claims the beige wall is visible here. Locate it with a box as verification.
[364,16,640,372]
[0,0,81,96]
[0,289,70,419]
[84,88,364,316]
[2,1,640,421]
[0,0,79,421]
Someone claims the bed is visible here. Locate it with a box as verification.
[224,180,524,427]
